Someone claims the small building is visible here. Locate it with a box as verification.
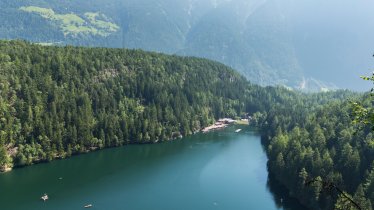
[218,118,235,124]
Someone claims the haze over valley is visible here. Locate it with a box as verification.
[0,1,373,210]
[1,0,373,90]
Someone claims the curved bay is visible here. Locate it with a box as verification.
[0,126,306,210]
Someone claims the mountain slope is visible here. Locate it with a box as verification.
[0,40,248,170]
[0,40,372,210]
[0,0,373,90]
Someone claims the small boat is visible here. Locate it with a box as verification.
[84,204,93,208]
[235,129,242,133]
[40,194,49,201]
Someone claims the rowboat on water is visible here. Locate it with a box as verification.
[40,194,48,201]
[84,204,93,208]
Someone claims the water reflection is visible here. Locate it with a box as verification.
[267,172,310,210]
[0,125,307,210]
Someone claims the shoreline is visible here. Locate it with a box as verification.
[202,123,228,133]
[0,165,13,173]
[201,118,250,133]
[0,118,250,173]
[201,118,234,133]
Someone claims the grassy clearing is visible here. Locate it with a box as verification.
[19,6,119,37]
[235,120,249,125]
[85,12,119,33]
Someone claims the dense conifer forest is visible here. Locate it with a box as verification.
[0,40,372,209]
[0,40,250,168]
[252,87,373,209]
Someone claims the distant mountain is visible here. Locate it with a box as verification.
[1,0,373,91]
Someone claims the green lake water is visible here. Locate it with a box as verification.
[0,125,306,210]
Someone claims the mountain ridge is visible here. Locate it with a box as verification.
[0,0,372,91]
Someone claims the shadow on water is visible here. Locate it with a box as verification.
[267,172,310,210]
[0,125,308,210]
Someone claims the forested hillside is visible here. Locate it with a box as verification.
[1,0,373,91]
[252,87,374,209]
[0,40,372,209]
[0,40,249,171]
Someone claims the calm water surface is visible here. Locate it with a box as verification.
[0,126,305,210]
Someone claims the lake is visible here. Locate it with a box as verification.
[0,125,306,210]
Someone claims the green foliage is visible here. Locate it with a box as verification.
[253,87,373,209]
[2,0,371,91]
[352,72,374,131]
[335,192,356,210]
[0,146,8,166]
[0,0,312,88]
[0,38,371,210]
[0,40,248,170]
[19,6,119,37]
